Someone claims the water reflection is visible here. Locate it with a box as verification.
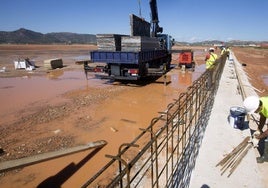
[170,64,205,90]
[179,72,192,86]
[0,70,106,122]
[0,61,207,126]
[46,69,64,79]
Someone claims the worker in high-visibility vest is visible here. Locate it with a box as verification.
[220,46,226,56]
[244,95,268,163]
[205,48,218,89]
[226,47,230,60]
[205,48,218,69]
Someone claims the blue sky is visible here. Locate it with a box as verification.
[1,0,267,42]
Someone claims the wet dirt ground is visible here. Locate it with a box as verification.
[0,45,267,187]
[232,47,268,97]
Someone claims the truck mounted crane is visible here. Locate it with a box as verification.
[86,0,174,81]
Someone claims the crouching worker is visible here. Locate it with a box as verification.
[243,95,268,163]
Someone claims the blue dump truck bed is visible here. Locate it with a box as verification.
[90,50,167,64]
[88,49,171,80]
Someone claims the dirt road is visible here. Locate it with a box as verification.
[0,45,267,187]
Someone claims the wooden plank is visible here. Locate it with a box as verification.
[0,140,107,173]
[216,136,250,167]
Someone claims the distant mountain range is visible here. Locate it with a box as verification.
[0,28,267,46]
[177,40,268,47]
[0,28,96,44]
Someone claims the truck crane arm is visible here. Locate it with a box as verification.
[149,0,163,37]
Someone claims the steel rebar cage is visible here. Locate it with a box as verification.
[82,54,227,188]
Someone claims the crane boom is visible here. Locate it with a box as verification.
[149,0,163,37]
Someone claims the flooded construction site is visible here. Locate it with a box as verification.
[0,44,267,187]
[0,44,204,187]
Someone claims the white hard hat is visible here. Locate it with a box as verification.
[243,96,259,114]
[209,47,214,51]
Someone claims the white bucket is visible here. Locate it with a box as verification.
[229,106,246,129]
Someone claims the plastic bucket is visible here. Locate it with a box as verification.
[229,106,246,129]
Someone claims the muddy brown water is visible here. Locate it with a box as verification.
[0,65,205,126]
[0,70,107,125]
[0,64,205,187]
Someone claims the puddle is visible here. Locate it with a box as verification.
[0,70,106,123]
[0,62,206,123]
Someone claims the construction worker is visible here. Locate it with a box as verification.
[205,48,218,89]
[243,95,268,163]
[205,48,218,69]
[220,46,226,56]
[226,47,230,60]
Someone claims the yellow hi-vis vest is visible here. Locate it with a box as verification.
[206,52,217,69]
[260,96,268,118]
[221,48,226,55]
